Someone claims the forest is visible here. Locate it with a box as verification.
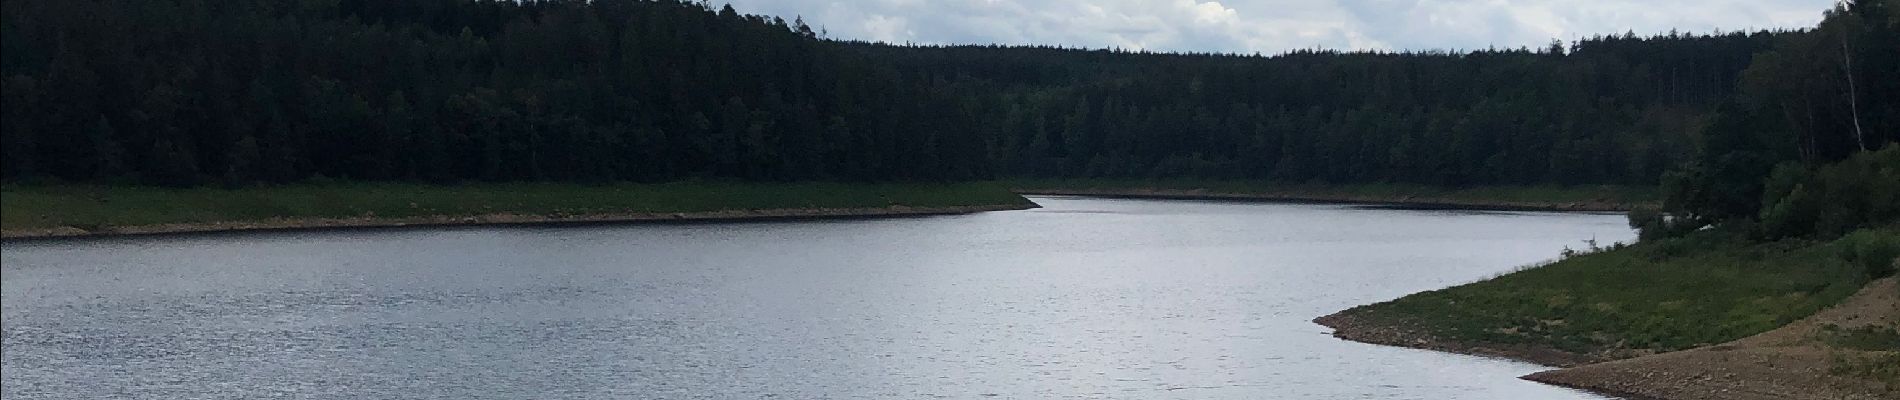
[1,0,1894,196]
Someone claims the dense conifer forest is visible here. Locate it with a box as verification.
[1,0,1893,193]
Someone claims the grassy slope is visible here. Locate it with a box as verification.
[1008,179,1656,209]
[0,182,1033,232]
[1518,276,1899,400]
[1328,228,1897,360]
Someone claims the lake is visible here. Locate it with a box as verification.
[1,196,1634,399]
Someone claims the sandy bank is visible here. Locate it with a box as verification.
[1,203,1037,240]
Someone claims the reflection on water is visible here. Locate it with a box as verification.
[2,196,1631,399]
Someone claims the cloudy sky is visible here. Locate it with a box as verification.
[723,0,1834,53]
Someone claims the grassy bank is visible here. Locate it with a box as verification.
[1008,179,1655,211]
[0,182,1035,237]
[1318,227,1899,365]
[1520,276,1900,400]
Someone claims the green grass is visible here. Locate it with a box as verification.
[1338,227,1898,356]
[0,181,1033,232]
[1007,178,1656,207]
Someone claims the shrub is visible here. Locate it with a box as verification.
[1759,147,1900,239]
[1627,206,1701,241]
[1839,230,1900,278]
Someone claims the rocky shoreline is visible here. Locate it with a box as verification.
[0,203,1038,240]
[1016,188,1641,212]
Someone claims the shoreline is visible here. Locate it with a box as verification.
[1316,277,1899,400]
[1015,188,1643,212]
[5,188,1632,239]
[1520,277,1898,400]
[0,203,1037,240]
[1311,311,1610,368]
[1311,226,1900,400]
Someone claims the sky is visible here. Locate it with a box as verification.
[722,0,1836,54]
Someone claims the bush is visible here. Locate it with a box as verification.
[1627,206,1698,240]
[1840,230,1900,278]
[1628,207,1665,239]
[1758,147,1900,239]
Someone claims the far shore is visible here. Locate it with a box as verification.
[0,182,1038,240]
[1006,179,1655,212]
[3,181,1653,240]
[1016,188,1637,212]
[1,187,1630,240]
[1,203,1035,240]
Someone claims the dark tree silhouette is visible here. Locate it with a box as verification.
[1,0,1891,190]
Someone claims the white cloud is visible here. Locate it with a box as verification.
[859,14,912,43]
[725,0,1832,53]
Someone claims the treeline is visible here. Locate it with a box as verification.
[858,33,1777,185]
[1642,0,1900,240]
[1,0,994,185]
[0,0,1893,189]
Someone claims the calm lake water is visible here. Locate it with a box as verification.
[2,196,1635,399]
